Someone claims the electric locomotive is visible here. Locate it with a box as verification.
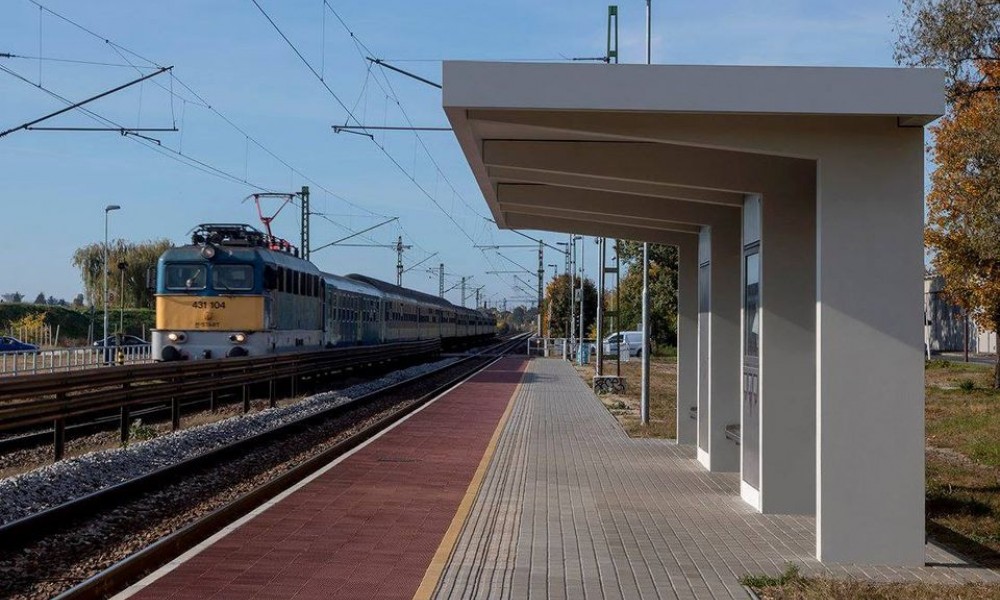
[152,224,493,361]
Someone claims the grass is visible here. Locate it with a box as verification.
[748,577,1000,599]
[747,359,1000,598]
[739,563,801,589]
[922,358,1000,568]
[574,355,677,439]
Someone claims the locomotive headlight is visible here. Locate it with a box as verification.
[229,332,247,344]
[200,244,217,259]
[167,332,187,343]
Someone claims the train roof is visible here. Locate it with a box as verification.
[160,244,323,274]
[318,271,383,296]
[345,274,468,312]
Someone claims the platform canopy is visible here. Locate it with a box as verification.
[444,61,945,567]
[443,62,941,241]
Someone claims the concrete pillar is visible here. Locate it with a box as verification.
[675,233,698,445]
[816,131,925,565]
[752,171,817,516]
[697,221,741,472]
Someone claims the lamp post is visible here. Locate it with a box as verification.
[103,205,121,351]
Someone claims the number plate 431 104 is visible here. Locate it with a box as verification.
[191,300,226,310]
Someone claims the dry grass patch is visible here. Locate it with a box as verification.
[574,356,677,439]
[752,578,1000,600]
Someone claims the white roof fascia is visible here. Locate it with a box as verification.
[443,62,944,125]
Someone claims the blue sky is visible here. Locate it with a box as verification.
[1,0,910,305]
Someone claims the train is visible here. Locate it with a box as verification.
[151,224,494,361]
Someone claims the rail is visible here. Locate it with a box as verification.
[0,335,526,597]
[0,340,440,460]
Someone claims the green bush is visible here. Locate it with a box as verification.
[0,303,154,345]
[959,378,976,392]
[123,419,158,448]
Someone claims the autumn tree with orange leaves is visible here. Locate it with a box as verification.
[897,0,1000,386]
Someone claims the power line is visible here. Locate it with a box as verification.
[0,62,276,192]
[19,0,408,250]
[324,3,489,221]
[251,1,479,248]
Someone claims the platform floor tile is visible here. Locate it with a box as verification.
[122,357,527,600]
[432,358,1000,600]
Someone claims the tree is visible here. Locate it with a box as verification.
[609,242,679,347]
[543,274,597,338]
[1,292,24,304]
[34,292,46,305]
[895,0,1000,100]
[72,239,172,309]
[897,3,1000,386]
[73,293,85,307]
[924,68,1000,387]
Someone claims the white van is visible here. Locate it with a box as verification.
[602,331,647,357]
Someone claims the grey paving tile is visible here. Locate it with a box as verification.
[433,358,1000,599]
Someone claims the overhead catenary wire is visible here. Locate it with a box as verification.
[251,0,480,250]
[19,0,414,257]
[0,62,275,192]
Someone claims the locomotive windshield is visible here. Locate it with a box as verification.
[212,265,254,291]
[165,264,207,290]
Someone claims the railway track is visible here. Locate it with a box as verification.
[0,339,452,461]
[0,333,527,600]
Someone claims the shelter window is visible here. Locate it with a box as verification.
[212,265,254,291]
[165,264,207,291]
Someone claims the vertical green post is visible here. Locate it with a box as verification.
[607,6,619,64]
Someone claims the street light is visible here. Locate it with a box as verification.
[103,204,121,353]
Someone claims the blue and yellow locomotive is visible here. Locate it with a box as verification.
[152,224,494,361]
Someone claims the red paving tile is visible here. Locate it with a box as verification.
[131,356,527,600]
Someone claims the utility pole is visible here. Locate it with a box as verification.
[438,263,445,298]
[615,239,622,377]
[300,186,310,261]
[118,256,128,335]
[579,236,586,364]
[597,237,605,375]
[393,236,412,286]
[597,4,618,375]
[537,239,544,335]
[461,276,467,307]
[640,0,652,425]
[570,234,576,349]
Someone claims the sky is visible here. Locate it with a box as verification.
[0,0,914,306]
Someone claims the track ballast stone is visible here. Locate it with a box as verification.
[0,357,459,525]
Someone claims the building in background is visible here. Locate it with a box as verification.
[925,274,998,354]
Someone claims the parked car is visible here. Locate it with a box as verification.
[92,335,149,347]
[602,331,648,358]
[0,336,39,353]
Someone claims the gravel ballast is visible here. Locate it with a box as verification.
[0,356,459,526]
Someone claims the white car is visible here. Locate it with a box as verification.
[602,331,647,358]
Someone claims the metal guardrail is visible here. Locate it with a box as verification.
[0,345,153,377]
[0,340,440,460]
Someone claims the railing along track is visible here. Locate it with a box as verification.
[0,340,442,460]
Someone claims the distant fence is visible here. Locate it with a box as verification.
[4,323,59,347]
[0,345,153,377]
[526,338,599,361]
